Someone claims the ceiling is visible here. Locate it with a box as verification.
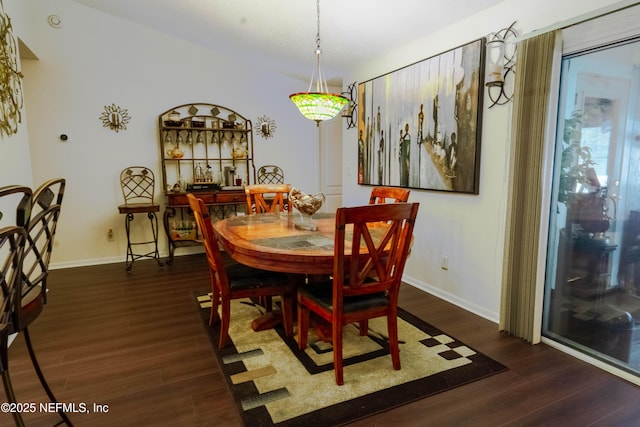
[70,0,504,85]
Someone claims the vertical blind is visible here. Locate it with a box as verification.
[500,30,560,343]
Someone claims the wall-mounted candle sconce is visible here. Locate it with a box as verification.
[341,82,357,129]
[256,115,276,139]
[486,22,518,108]
[100,104,131,132]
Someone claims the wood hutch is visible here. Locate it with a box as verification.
[158,103,255,262]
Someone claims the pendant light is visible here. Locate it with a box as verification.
[289,0,348,126]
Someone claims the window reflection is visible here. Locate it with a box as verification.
[544,39,640,375]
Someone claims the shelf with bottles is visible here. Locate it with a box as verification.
[158,103,255,194]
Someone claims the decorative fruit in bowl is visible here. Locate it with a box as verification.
[290,188,325,231]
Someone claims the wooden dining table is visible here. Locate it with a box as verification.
[213,212,340,275]
[213,211,393,334]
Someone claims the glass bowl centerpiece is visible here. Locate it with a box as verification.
[289,188,325,231]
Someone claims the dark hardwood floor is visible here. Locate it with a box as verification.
[2,254,639,426]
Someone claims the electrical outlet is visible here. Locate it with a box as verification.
[441,255,449,270]
[107,228,114,241]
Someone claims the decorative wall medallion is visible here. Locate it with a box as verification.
[100,104,131,132]
[256,115,276,139]
[0,0,24,137]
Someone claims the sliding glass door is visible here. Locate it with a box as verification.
[543,37,640,375]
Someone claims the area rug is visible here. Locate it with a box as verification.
[196,292,507,426]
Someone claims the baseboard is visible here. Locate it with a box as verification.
[49,256,124,270]
[403,274,500,324]
[49,246,205,270]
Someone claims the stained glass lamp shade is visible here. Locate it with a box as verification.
[289,0,348,126]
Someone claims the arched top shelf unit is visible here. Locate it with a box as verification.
[158,103,256,192]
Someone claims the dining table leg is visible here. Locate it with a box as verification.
[250,274,306,333]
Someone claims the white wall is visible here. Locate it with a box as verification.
[342,0,629,321]
[19,0,320,267]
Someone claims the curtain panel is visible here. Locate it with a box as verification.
[500,30,561,343]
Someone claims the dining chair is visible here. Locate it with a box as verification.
[245,183,291,214]
[5,180,74,426]
[0,225,27,427]
[297,202,419,385]
[118,166,163,272]
[187,193,295,348]
[256,165,285,184]
[0,181,72,425]
[25,178,65,304]
[369,186,411,204]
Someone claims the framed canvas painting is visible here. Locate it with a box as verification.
[357,38,485,194]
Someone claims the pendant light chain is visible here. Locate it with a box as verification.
[289,0,348,125]
[315,0,321,53]
[314,0,326,93]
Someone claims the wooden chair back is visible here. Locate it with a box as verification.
[187,193,230,298]
[297,201,419,385]
[257,165,285,184]
[369,186,410,204]
[335,202,418,301]
[245,183,291,214]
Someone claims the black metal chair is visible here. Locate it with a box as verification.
[256,165,285,184]
[1,181,73,425]
[1,224,28,427]
[24,178,66,304]
[118,166,163,272]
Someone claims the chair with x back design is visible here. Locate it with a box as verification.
[245,183,291,214]
[297,202,419,385]
[369,186,411,204]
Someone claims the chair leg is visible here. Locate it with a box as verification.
[123,211,164,272]
[24,328,73,426]
[1,337,25,427]
[359,319,369,336]
[218,299,231,349]
[281,293,293,337]
[209,279,220,326]
[2,371,25,427]
[264,296,273,312]
[387,315,401,370]
[333,323,344,386]
[147,211,163,267]
[297,301,309,349]
[124,212,135,272]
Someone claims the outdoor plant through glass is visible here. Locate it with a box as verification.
[543,38,640,378]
